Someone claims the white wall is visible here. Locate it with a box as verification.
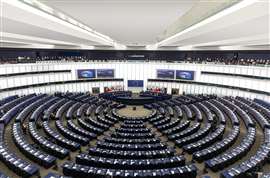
[0,61,269,101]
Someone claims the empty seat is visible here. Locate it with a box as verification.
[62,162,197,178]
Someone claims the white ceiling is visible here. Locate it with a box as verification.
[0,0,269,50]
[40,0,197,46]
[159,0,270,48]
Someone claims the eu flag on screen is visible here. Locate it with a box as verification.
[128,80,144,87]
[77,69,96,79]
[176,70,194,80]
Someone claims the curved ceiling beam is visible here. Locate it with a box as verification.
[155,0,261,47]
[2,0,125,48]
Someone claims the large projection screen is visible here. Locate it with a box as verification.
[128,80,144,87]
[157,69,175,79]
[97,69,115,78]
[77,69,96,79]
[176,70,195,80]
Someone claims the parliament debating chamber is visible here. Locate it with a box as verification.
[0,0,269,178]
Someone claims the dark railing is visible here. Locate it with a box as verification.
[0,70,71,78]
[148,79,270,96]
[201,71,270,80]
[0,78,124,92]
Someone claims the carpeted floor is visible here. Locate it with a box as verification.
[117,105,152,117]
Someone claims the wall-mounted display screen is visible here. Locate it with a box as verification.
[77,69,96,79]
[97,69,115,78]
[157,69,175,79]
[128,80,144,87]
[176,70,195,80]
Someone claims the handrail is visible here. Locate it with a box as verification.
[148,79,270,96]
[0,70,71,78]
[0,78,124,92]
[201,71,270,80]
